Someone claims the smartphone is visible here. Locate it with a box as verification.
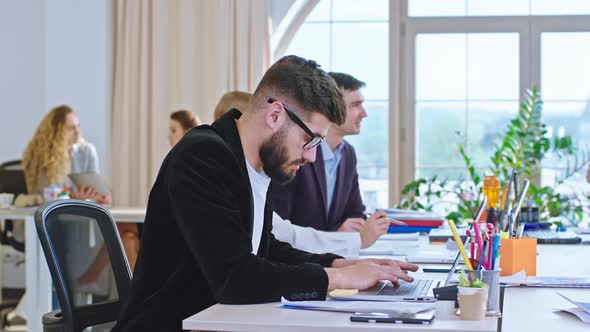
[350,310,435,325]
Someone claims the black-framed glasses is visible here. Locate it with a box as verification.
[266,97,325,150]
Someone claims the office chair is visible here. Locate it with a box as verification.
[35,200,132,332]
[0,160,26,252]
[0,160,27,321]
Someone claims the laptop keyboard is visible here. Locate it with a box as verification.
[379,279,434,296]
[524,230,581,244]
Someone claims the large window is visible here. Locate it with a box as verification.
[276,0,590,206]
[402,1,590,193]
[283,0,389,211]
[415,33,519,179]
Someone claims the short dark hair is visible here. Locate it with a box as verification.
[328,72,366,91]
[253,55,346,126]
[170,110,200,131]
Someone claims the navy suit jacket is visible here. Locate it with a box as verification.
[272,141,366,231]
[114,109,341,331]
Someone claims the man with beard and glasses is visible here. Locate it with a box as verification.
[272,73,388,235]
[212,91,393,257]
[114,56,418,332]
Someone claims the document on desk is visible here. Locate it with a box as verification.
[379,233,420,241]
[555,292,590,324]
[500,270,590,288]
[279,298,434,314]
[359,240,419,256]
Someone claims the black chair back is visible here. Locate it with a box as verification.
[0,160,27,195]
[35,200,132,332]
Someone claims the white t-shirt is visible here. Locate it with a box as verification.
[245,161,271,254]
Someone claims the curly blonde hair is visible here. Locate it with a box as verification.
[23,105,74,193]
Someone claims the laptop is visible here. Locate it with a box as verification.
[333,199,486,302]
[332,249,462,302]
[507,173,581,244]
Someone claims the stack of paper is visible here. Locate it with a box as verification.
[556,292,590,324]
[359,240,419,256]
[382,208,444,233]
[279,297,435,314]
[500,270,590,288]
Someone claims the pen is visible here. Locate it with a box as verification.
[491,234,500,270]
[508,212,514,239]
[448,220,474,270]
[486,236,495,270]
[367,213,408,226]
[516,223,525,239]
[474,221,484,263]
[387,218,408,226]
[512,170,518,204]
[477,240,487,270]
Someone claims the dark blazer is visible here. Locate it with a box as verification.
[114,109,341,332]
[272,141,366,231]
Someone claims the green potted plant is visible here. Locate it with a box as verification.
[398,87,589,226]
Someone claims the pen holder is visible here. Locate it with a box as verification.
[457,286,488,320]
[499,237,537,277]
[464,269,500,313]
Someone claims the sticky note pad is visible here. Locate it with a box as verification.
[329,289,358,297]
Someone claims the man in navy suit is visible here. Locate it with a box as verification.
[272,73,390,237]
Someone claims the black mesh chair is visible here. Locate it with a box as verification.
[0,160,27,252]
[35,200,132,332]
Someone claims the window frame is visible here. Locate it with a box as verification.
[399,3,590,205]
[274,0,590,207]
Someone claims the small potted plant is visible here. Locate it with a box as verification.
[457,270,488,320]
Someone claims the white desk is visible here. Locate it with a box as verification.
[0,206,145,332]
[182,238,499,332]
[502,288,590,331]
[500,242,590,331]
[183,235,590,331]
[182,302,498,332]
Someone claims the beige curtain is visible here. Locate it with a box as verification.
[111,0,270,206]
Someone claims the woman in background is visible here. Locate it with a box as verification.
[23,105,140,285]
[23,105,106,200]
[168,110,201,146]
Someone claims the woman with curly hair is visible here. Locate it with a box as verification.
[23,105,105,199]
[23,105,139,286]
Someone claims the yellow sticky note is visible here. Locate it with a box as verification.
[329,289,358,297]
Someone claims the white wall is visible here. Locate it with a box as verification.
[0,0,111,176]
[0,0,46,164]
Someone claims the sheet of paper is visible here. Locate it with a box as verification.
[556,308,590,324]
[379,233,420,241]
[279,297,434,314]
[360,241,419,256]
[499,270,528,285]
[557,292,590,313]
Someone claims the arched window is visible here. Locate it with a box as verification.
[277,0,390,211]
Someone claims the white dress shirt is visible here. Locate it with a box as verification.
[272,212,361,258]
[245,161,271,254]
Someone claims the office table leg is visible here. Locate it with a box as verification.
[25,215,52,332]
